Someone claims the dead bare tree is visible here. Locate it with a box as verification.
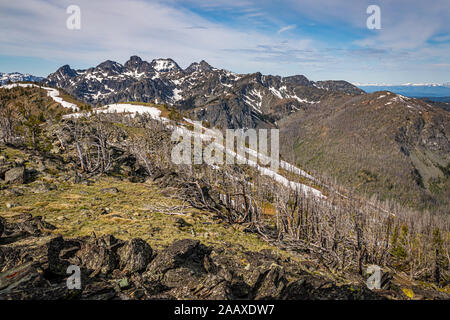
[0,102,16,144]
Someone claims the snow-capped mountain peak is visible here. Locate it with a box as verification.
[0,72,44,85]
[151,58,181,72]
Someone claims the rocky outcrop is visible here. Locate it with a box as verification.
[0,215,447,300]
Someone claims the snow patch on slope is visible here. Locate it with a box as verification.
[65,103,162,120]
[1,83,79,111]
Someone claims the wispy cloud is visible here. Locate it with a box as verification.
[184,25,208,30]
[277,24,296,34]
[430,63,450,68]
[431,34,450,43]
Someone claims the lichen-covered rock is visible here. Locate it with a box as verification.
[0,246,20,272]
[76,241,118,276]
[117,238,153,273]
[98,234,122,249]
[163,266,199,288]
[4,167,25,184]
[250,264,287,300]
[146,239,209,275]
[20,215,56,236]
[29,182,56,194]
[192,274,231,300]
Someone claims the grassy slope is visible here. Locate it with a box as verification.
[0,146,282,256]
[0,86,69,117]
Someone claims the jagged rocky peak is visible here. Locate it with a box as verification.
[124,55,153,74]
[185,60,214,73]
[199,60,213,70]
[95,60,124,74]
[124,55,143,68]
[238,72,264,84]
[56,65,78,78]
[283,75,312,87]
[151,58,181,72]
[45,65,79,87]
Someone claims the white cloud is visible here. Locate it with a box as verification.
[0,1,252,67]
[0,0,322,76]
[0,0,448,83]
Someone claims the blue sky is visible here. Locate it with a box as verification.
[0,0,449,84]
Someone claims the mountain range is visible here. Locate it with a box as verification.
[45,56,363,129]
[357,84,450,99]
[0,72,44,85]
[354,82,450,87]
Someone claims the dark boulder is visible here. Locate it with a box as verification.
[146,239,210,275]
[47,236,72,275]
[0,217,4,236]
[175,218,192,229]
[281,276,384,300]
[29,182,57,194]
[76,240,118,276]
[117,238,153,273]
[248,264,287,300]
[20,216,56,236]
[46,236,81,274]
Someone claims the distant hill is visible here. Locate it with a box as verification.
[279,90,450,213]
